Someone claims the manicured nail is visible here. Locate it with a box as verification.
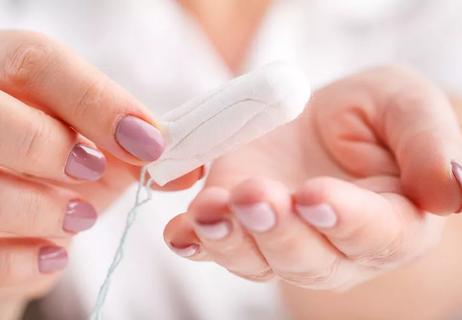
[65,144,106,181]
[115,115,165,161]
[296,203,337,228]
[38,246,68,273]
[63,200,97,233]
[170,243,199,257]
[232,202,276,233]
[195,220,231,240]
[452,161,462,187]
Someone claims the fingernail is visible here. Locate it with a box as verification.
[65,144,106,181]
[296,203,337,228]
[38,246,68,273]
[452,160,462,187]
[232,202,276,233]
[195,220,231,240]
[63,200,97,233]
[115,115,165,161]
[170,243,199,257]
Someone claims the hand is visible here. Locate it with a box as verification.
[0,31,202,305]
[164,65,462,290]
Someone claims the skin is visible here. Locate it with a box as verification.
[168,1,462,319]
[178,0,271,73]
[1,1,461,319]
[165,67,462,319]
[0,31,202,318]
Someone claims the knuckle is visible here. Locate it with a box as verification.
[4,187,48,236]
[237,177,267,194]
[297,177,339,203]
[388,90,432,114]
[382,68,447,113]
[3,32,56,86]
[0,249,13,284]
[21,190,46,230]
[17,109,52,163]
[70,78,108,121]
[0,173,60,237]
[352,236,406,269]
[277,257,342,289]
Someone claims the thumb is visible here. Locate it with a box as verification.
[313,65,462,214]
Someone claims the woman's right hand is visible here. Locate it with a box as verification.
[0,30,202,306]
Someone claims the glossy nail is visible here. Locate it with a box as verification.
[195,220,231,240]
[63,200,97,233]
[452,160,462,187]
[296,203,337,228]
[232,202,276,233]
[115,115,165,161]
[170,243,199,257]
[38,246,68,273]
[65,144,106,181]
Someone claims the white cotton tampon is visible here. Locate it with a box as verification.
[147,61,311,186]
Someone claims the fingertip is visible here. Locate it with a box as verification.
[292,177,389,234]
[229,177,290,208]
[450,160,462,213]
[38,246,68,274]
[228,177,291,234]
[114,115,165,162]
[64,143,107,182]
[293,177,344,206]
[187,187,229,222]
[401,158,462,215]
[150,167,203,191]
[163,214,195,245]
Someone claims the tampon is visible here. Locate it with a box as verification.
[147,61,311,185]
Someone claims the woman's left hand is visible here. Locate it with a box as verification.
[164,65,462,290]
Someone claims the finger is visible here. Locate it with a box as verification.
[0,169,97,237]
[0,31,165,164]
[229,177,354,289]
[0,90,106,182]
[187,187,273,281]
[293,176,445,269]
[0,239,68,287]
[314,65,462,213]
[149,166,205,191]
[164,213,209,261]
[378,68,462,214]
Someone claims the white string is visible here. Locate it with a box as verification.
[89,166,154,320]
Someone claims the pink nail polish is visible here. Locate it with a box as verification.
[38,246,68,273]
[195,220,231,240]
[63,200,97,233]
[452,161,462,186]
[115,115,165,161]
[65,144,106,181]
[296,203,337,228]
[170,243,199,257]
[232,202,276,233]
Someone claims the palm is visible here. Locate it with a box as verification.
[206,109,366,193]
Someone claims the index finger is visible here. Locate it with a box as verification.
[0,30,165,164]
